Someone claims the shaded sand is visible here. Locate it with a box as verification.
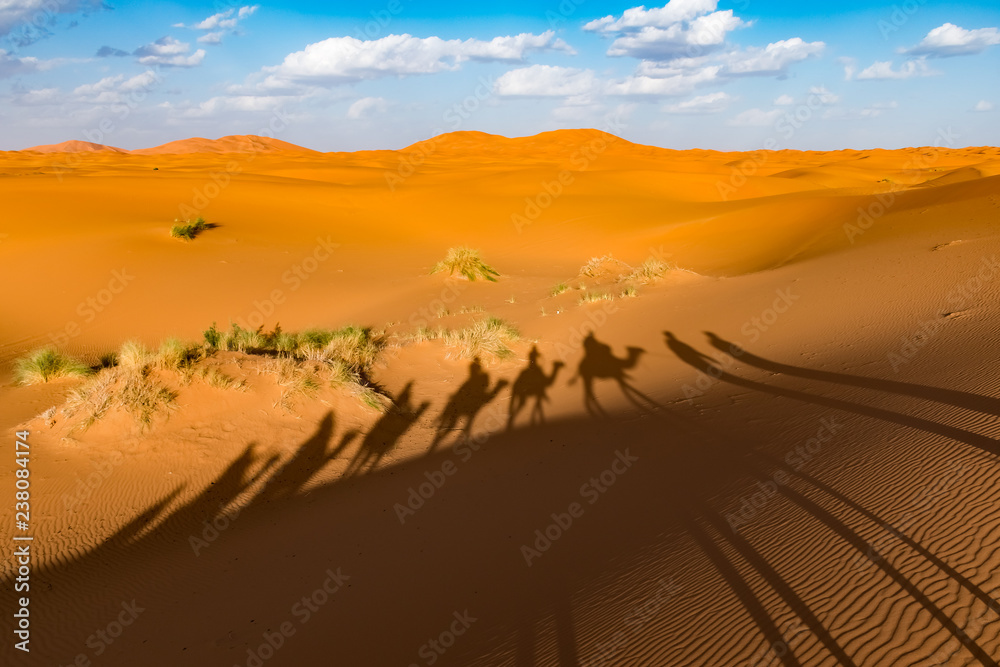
[2,131,1000,666]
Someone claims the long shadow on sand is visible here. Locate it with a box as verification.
[18,339,1000,667]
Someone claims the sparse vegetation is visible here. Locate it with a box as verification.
[431,247,500,282]
[579,255,630,279]
[64,365,175,430]
[13,348,91,385]
[169,217,215,241]
[624,258,672,284]
[444,316,520,360]
[579,291,614,304]
[550,283,569,296]
[620,286,638,298]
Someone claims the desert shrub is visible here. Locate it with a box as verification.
[579,291,614,304]
[550,283,569,296]
[620,286,638,298]
[13,348,90,385]
[431,247,500,282]
[444,316,520,360]
[579,255,630,279]
[117,340,150,370]
[169,217,215,241]
[155,338,193,370]
[64,366,175,429]
[625,258,672,284]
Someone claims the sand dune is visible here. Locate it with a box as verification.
[2,130,1000,666]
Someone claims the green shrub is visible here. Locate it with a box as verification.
[13,348,90,385]
[431,247,500,282]
[169,217,215,241]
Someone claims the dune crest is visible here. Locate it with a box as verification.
[23,139,129,153]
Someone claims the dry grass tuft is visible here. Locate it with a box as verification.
[13,348,90,385]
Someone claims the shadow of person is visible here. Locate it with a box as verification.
[345,382,429,476]
[429,358,508,455]
[704,331,1000,416]
[574,332,656,416]
[663,331,1000,456]
[508,346,564,430]
[250,411,337,507]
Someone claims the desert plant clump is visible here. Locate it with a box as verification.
[169,217,215,241]
[443,316,520,360]
[431,247,500,282]
[64,365,176,430]
[550,283,569,296]
[579,255,631,279]
[13,348,91,385]
[620,286,638,298]
[579,291,614,304]
[624,258,672,284]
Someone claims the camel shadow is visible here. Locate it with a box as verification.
[345,382,429,475]
[573,332,659,416]
[508,345,564,430]
[429,357,508,455]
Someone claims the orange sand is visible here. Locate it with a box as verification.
[1,131,1000,666]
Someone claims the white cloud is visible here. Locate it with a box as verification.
[773,94,794,105]
[13,86,60,105]
[494,65,598,97]
[855,58,938,80]
[0,48,39,78]
[605,66,720,96]
[346,96,390,119]
[177,94,286,117]
[600,11,747,60]
[175,5,258,44]
[822,107,882,121]
[973,100,994,112]
[73,75,123,97]
[0,0,107,41]
[260,32,573,87]
[198,32,224,45]
[905,23,1000,57]
[727,107,782,126]
[120,70,162,92]
[584,0,719,32]
[724,38,824,75]
[661,91,731,113]
[808,85,839,105]
[134,37,205,67]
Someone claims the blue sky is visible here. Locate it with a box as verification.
[0,0,997,151]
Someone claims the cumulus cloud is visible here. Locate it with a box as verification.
[773,94,794,105]
[904,23,1000,57]
[12,86,59,105]
[346,96,391,119]
[855,58,938,80]
[134,36,205,67]
[727,107,782,126]
[175,94,286,117]
[96,45,129,57]
[0,47,39,78]
[0,0,107,45]
[973,100,994,112]
[661,91,731,113]
[808,85,839,105]
[593,9,747,60]
[258,31,573,88]
[174,5,258,45]
[494,65,598,97]
[606,66,720,96]
[723,38,824,75]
